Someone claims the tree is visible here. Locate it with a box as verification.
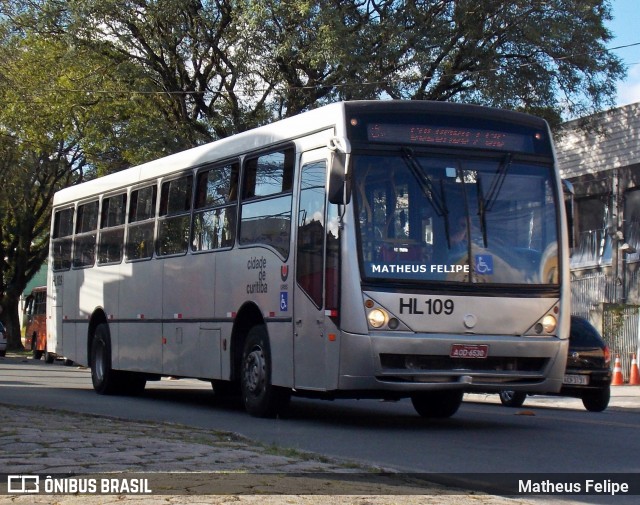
[4,0,625,135]
[0,26,83,347]
[0,142,77,349]
[0,22,178,348]
[246,0,625,125]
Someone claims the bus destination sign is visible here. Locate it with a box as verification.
[367,123,535,152]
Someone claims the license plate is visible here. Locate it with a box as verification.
[450,344,489,359]
[563,374,589,385]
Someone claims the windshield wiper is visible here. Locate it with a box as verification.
[477,153,512,248]
[401,148,451,246]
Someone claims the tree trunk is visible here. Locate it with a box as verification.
[1,295,25,351]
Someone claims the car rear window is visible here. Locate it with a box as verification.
[570,317,604,347]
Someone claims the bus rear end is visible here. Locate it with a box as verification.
[22,286,48,360]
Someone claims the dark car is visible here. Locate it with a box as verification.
[499,315,612,412]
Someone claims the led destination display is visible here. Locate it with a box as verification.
[367,122,538,152]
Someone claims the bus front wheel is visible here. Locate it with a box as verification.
[411,390,463,418]
[241,325,290,418]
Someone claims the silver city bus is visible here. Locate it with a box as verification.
[46,101,570,418]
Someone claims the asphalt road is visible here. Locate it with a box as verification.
[2,354,640,502]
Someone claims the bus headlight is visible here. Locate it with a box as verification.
[368,309,387,328]
[541,315,557,333]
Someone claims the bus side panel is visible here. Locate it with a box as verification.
[266,320,294,387]
[117,261,163,373]
[47,272,62,358]
[215,248,294,388]
[61,270,79,363]
[117,321,162,373]
[76,264,118,363]
[161,255,219,378]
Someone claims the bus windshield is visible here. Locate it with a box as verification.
[354,152,559,286]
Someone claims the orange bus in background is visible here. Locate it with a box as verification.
[22,286,51,362]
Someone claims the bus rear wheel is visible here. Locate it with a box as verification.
[241,325,290,418]
[411,390,463,418]
[91,324,147,396]
[91,323,123,395]
[44,350,55,364]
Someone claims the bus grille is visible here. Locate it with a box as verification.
[379,354,547,373]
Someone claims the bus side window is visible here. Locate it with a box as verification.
[157,175,193,256]
[98,193,127,265]
[35,290,46,315]
[52,208,74,271]
[239,148,295,258]
[126,185,157,261]
[24,295,34,320]
[192,162,239,251]
[73,200,99,268]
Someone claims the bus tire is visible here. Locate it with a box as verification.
[91,323,123,395]
[241,325,290,418]
[498,390,527,408]
[411,390,463,418]
[44,351,55,364]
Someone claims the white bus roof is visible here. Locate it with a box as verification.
[53,101,348,206]
[52,99,548,207]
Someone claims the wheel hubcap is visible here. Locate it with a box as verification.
[244,346,266,394]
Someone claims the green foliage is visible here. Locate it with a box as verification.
[0,32,76,343]
[0,6,183,342]
[4,0,625,136]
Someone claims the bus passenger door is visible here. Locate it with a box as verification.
[294,153,338,390]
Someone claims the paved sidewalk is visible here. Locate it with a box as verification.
[0,403,538,505]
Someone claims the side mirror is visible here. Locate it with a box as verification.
[327,137,351,205]
[562,179,574,250]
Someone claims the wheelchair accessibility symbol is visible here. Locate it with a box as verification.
[280,292,288,312]
[475,255,494,275]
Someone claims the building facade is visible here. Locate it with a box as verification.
[555,102,640,378]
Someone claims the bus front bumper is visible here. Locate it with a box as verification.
[337,330,568,395]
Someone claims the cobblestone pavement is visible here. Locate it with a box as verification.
[0,403,541,505]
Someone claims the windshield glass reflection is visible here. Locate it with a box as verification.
[354,153,559,285]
